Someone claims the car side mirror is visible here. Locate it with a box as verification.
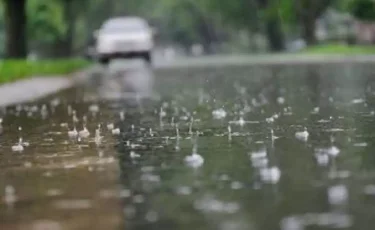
[93,30,99,38]
[151,27,157,36]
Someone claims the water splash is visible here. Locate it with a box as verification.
[295,127,309,142]
[212,108,227,119]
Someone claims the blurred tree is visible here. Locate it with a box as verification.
[349,0,375,21]
[257,0,285,51]
[294,0,333,45]
[27,0,66,57]
[3,0,28,58]
[56,0,75,57]
[202,0,286,51]
[53,0,91,57]
[150,0,221,53]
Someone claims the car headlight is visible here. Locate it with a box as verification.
[137,35,152,43]
[97,39,114,50]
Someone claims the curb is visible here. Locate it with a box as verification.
[0,65,98,107]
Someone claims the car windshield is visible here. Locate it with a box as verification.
[101,18,148,33]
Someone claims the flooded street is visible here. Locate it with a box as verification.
[2,60,375,230]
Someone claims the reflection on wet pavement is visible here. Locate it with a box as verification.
[3,61,375,229]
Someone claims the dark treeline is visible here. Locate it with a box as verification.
[1,0,374,59]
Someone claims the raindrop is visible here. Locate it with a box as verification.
[46,189,63,197]
[53,199,92,210]
[353,142,367,147]
[351,98,364,104]
[277,97,285,104]
[311,107,320,114]
[175,123,180,139]
[67,105,72,115]
[231,117,245,126]
[119,110,125,121]
[124,206,136,219]
[327,185,348,206]
[41,104,48,119]
[72,110,79,123]
[260,166,281,184]
[12,138,24,152]
[107,123,114,130]
[280,216,304,230]
[212,108,227,119]
[119,189,131,198]
[176,186,192,195]
[0,118,3,134]
[364,185,375,195]
[133,194,145,203]
[266,116,274,123]
[68,127,78,138]
[31,220,62,230]
[4,185,16,207]
[112,128,120,135]
[175,137,180,151]
[60,123,68,128]
[171,117,175,126]
[50,98,60,107]
[184,146,204,168]
[88,104,99,113]
[24,161,32,168]
[315,153,329,166]
[188,117,194,135]
[145,211,159,222]
[95,126,103,146]
[219,174,230,181]
[230,181,244,190]
[79,125,90,138]
[130,151,141,159]
[228,125,232,142]
[295,127,309,142]
[326,146,340,157]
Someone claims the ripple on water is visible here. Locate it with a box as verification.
[52,199,92,210]
[281,212,353,230]
[46,188,63,197]
[194,195,240,214]
[31,220,62,230]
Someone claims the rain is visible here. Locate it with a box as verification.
[2,0,375,229]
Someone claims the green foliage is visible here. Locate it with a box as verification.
[0,59,90,83]
[349,0,375,21]
[0,0,354,57]
[202,0,259,29]
[27,0,66,44]
[302,43,375,54]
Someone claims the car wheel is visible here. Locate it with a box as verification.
[143,52,152,65]
[99,57,110,65]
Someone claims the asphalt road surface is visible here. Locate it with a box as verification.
[2,57,375,230]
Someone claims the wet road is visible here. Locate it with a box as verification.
[2,59,375,230]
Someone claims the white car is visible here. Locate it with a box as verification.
[94,17,154,64]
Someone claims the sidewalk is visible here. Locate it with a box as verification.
[154,53,375,69]
[0,65,99,107]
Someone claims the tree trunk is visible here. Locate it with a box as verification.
[302,15,317,45]
[265,17,285,52]
[3,0,27,58]
[197,20,215,54]
[256,0,285,52]
[59,0,75,57]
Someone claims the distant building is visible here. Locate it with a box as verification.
[317,9,355,43]
[354,20,375,44]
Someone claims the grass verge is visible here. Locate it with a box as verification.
[0,59,91,84]
[302,44,375,55]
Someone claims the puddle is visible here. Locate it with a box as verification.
[2,63,375,229]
